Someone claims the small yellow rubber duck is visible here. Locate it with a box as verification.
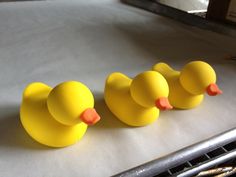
[104,71,172,126]
[152,61,222,109]
[20,81,100,147]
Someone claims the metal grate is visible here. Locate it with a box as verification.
[112,128,236,177]
[157,142,236,177]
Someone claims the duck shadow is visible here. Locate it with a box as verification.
[0,98,128,150]
[93,92,187,130]
[0,105,50,150]
[93,92,129,130]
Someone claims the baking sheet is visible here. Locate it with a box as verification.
[0,0,236,176]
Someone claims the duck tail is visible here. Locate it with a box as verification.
[23,82,50,100]
[152,63,175,78]
[105,72,131,89]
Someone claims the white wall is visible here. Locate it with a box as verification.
[158,0,209,11]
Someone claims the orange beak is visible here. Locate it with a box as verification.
[155,97,173,110]
[206,83,223,96]
[80,108,101,125]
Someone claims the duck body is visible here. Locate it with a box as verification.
[20,81,100,147]
[153,61,222,109]
[104,71,171,126]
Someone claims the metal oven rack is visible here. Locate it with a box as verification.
[113,128,236,177]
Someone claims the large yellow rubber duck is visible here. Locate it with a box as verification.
[104,71,172,126]
[20,81,100,147]
[152,61,222,109]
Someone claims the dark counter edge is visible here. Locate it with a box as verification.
[122,0,236,38]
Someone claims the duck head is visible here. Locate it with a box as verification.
[47,81,100,126]
[179,61,222,96]
[130,71,172,110]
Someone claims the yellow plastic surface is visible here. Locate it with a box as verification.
[20,81,96,147]
[152,61,218,109]
[47,81,94,126]
[180,61,216,95]
[104,71,169,126]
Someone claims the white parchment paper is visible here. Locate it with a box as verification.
[0,0,236,176]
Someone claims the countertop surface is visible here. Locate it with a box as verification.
[0,0,235,177]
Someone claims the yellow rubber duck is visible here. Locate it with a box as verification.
[20,81,100,147]
[104,71,172,126]
[152,61,222,109]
